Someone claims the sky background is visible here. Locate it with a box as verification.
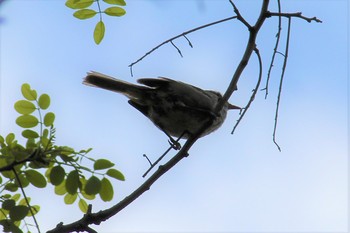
[0,0,348,232]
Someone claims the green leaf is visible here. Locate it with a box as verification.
[84,176,101,195]
[4,183,18,192]
[99,178,113,201]
[104,7,126,17]
[81,191,95,200]
[50,166,65,186]
[103,0,126,6]
[25,170,47,188]
[12,194,21,202]
[66,170,80,194]
[16,115,39,128]
[21,83,37,101]
[5,133,15,145]
[18,197,30,206]
[38,94,50,110]
[106,168,125,181]
[0,219,22,233]
[14,100,36,114]
[14,173,30,188]
[22,129,39,139]
[2,200,15,210]
[93,159,114,170]
[64,193,78,204]
[78,199,88,213]
[9,205,29,221]
[104,6,126,17]
[55,180,67,195]
[94,21,105,44]
[43,112,55,127]
[27,205,40,216]
[73,9,97,19]
[65,0,94,9]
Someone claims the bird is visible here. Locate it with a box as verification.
[83,71,240,149]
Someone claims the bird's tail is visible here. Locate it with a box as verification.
[83,71,147,99]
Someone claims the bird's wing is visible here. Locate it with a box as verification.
[138,77,219,114]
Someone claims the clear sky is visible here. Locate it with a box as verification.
[0,0,348,232]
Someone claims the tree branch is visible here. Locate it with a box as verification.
[215,0,269,113]
[273,17,292,152]
[231,47,263,134]
[128,15,237,76]
[263,0,282,99]
[267,11,322,23]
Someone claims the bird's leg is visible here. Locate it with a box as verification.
[164,130,188,150]
[142,130,188,178]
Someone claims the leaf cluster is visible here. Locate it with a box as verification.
[65,0,127,44]
[0,84,125,233]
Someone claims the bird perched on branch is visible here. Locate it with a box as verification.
[83,71,240,149]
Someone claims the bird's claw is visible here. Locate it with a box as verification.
[168,139,181,150]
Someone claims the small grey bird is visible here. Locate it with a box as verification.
[83,71,240,148]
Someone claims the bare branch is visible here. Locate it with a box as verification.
[263,0,282,99]
[128,16,237,75]
[231,47,263,134]
[215,0,270,113]
[229,0,252,28]
[273,17,292,152]
[267,11,322,23]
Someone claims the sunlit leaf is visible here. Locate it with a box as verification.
[25,170,47,188]
[21,83,37,101]
[27,205,40,216]
[16,115,39,128]
[5,133,15,145]
[93,159,114,170]
[103,0,126,6]
[55,180,67,196]
[38,94,50,110]
[64,193,78,204]
[65,0,94,9]
[104,7,126,17]
[12,194,21,202]
[106,168,125,181]
[84,176,101,195]
[43,112,55,127]
[73,9,97,19]
[78,199,88,213]
[22,129,39,139]
[99,178,113,201]
[94,21,105,44]
[14,100,36,114]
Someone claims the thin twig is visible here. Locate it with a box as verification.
[170,41,183,57]
[229,0,252,28]
[231,47,263,134]
[215,0,270,113]
[267,11,322,23]
[273,17,292,152]
[12,168,41,233]
[263,0,282,99]
[128,16,237,75]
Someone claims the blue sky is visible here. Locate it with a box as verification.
[0,0,348,232]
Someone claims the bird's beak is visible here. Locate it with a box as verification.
[228,102,241,110]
